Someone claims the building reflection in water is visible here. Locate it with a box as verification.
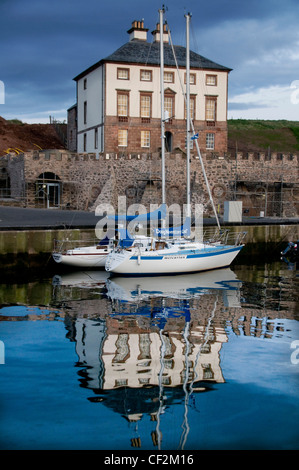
[60,268,242,448]
[1,262,297,449]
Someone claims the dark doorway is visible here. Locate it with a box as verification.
[165,131,173,152]
[36,172,61,208]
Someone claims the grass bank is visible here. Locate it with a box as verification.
[228,119,299,153]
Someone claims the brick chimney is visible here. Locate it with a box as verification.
[151,22,168,43]
[127,20,148,41]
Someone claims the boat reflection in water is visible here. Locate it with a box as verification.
[52,270,110,288]
[105,268,241,306]
[55,268,242,449]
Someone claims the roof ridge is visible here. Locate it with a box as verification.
[74,40,231,81]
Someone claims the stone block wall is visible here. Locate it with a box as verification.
[67,106,77,152]
[3,148,299,217]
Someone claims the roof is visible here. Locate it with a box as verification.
[73,40,231,81]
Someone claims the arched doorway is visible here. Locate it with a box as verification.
[36,172,61,208]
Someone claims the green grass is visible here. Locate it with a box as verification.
[228,119,299,152]
[7,119,25,125]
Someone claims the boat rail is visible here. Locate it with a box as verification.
[202,228,247,246]
[53,238,105,254]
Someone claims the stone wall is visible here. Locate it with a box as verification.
[3,148,299,217]
[67,106,77,152]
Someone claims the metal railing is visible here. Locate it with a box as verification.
[53,238,102,254]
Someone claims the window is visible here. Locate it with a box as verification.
[84,101,87,124]
[118,129,128,147]
[184,95,196,120]
[185,73,196,85]
[206,74,217,86]
[206,133,215,150]
[140,69,152,81]
[117,68,129,80]
[141,130,150,148]
[164,95,174,120]
[117,92,129,121]
[94,128,98,149]
[205,97,217,122]
[83,78,87,89]
[164,71,174,83]
[140,94,151,120]
[83,133,87,151]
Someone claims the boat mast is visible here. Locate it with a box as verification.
[185,13,191,219]
[159,7,166,209]
[185,14,221,231]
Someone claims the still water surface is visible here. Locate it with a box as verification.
[0,261,298,450]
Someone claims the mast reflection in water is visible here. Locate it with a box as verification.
[70,269,241,449]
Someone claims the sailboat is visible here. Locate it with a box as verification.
[105,10,246,276]
[51,203,166,268]
[52,236,115,268]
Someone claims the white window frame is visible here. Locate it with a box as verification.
[206,74,217,86]
[206,133,215,150]
[117,92,129,117]
[140,69,152,81]
[117,68,129,80]
[164,71,174,83]
[141,130,150,148]
[118,129,128,147]
[140,94,151,118]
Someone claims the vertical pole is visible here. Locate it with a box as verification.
[159,7,166,208]
[185,13,191,218]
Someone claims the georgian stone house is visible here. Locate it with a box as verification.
[68,19,231,158]
[2,20,298,216]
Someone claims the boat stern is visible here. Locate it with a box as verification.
[52,252,63,264]
[105,250,131,273]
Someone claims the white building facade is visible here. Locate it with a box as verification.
[69,20,231,157]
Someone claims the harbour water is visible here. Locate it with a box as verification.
[0,259,298,450]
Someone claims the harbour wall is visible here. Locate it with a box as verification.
[2,148,299,217]
[0,223,298,271]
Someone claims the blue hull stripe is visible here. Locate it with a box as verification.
[130,245,242,261]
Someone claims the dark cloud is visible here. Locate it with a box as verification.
[0,0,298,121]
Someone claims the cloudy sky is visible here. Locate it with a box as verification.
[1,0,299,123]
